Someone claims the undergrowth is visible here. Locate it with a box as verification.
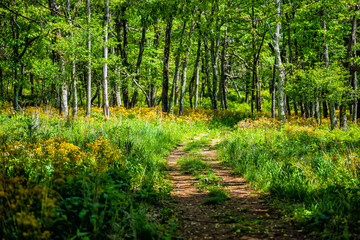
[221,116,360,239]
[0,105,209,239]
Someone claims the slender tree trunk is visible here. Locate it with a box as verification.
[161,16,173,113]
[203,36,214,108]
[220,26,228,110]
[353,72,358,122]
[115,81,122,107]
[179,22,195,114]
[121,5,130,108]
[315,90,320,123]
[102,0,110,117]
[86,0,92,116]
[131,25,150,107]
[72,60,78,116]
[169,22,186,111]
[193,39,201,109]
[323,16,338,129]
[340,105,347,130]
[274,0,286,122]
[347,15,358,123]
[271,62,276,118]
[60,57,68,116]
[293,98,298,115]
[210,32,220,110]
[67,1,77,117]
[323,101,329,118]
[245,81,249,104]
[51,0,68,115]
[256,67,262,112]
[200,76,206,108]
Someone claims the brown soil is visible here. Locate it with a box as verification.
[167,137,314,240]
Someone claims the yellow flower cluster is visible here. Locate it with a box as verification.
[237,116,281,129]
[1,138,85,176]
[0,176,56,239]
[87,138,124,172]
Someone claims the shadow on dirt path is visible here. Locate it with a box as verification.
[167,137,314,240]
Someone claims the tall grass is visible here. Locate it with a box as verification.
[221,117,360,239]
[0,105,208,239]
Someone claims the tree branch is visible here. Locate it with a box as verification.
[0,3,41,25]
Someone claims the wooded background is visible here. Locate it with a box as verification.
[1,0,359,130]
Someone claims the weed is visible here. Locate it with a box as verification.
[177,156,209,174]
[204,187,230,205]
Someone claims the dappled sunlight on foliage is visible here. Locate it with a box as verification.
[1,104,226,239]
[223,115,360,238]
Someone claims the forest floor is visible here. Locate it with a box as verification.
[167,136,314,240]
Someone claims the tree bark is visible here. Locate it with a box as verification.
[179,22,195,114]
[121,5,130,108]
[210,31,220,110]
[169,21,186,111]
[192,38,201,109]
[203,35,214,108]
[340,104,347,131]
[323,17,338,129]
[86,0,91,116]
[161,16,173,113]
[72,58,78,116]
[271,62,276,118]
[102,0,110,117]
[220,26,228,110]
[274,0,286,122]
[347,15,358,123]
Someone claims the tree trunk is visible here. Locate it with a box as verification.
[220,26,228,110]
[293,98,298,115]
[60,59,68,116]
[102,0,110,117]
[86,0,92,116]
[274,0,286,122]
[13,68,19,112]
[271,62,276,118]
[115,81,122,107]
[131,25,150,108]
[72,59,78,116]
[161,16,173,113]
[353,72,358,122]
[121,5,130,108]
[179,22,195,114]
[210,32,220,110]
[323,101,329,118]
[323,17,337,129]
[193,39,201,109]
[256,68,262,112]
[169,22,186,111]
[340,104,347,131]
[347,15,358,123]
[203,35,214,108]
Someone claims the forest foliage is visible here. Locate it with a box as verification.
[1,0,360,239]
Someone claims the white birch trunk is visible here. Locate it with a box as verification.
[273,0,286,123]
[102,0,110,117]
[86,0,92,116]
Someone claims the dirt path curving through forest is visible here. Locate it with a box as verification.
[167,137,313,240]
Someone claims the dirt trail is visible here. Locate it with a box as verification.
[168,137,312,240]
